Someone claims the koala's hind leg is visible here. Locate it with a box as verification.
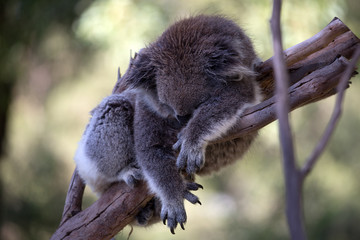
[134,99,201,234]
[76,92,142,195]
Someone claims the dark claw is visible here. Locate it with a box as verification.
[184,191,201,205]
[186,182,204,191]
[180,223,185,230]
[197,200,202,205]
[117,67,121,81]
[170,227,175,235]
[163,214,167,225]
[197,183,204,189]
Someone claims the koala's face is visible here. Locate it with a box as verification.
[155,68,212,118]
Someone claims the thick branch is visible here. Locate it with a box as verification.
[258,17,358,99]
[53,18,359,240]
[52,181,153,240]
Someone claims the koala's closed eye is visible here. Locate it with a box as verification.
[176,114,192,126]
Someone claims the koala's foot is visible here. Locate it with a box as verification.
[118,164,143,188]
[136,198,161,226]
[173,135,205,175]
[161,181,202,234]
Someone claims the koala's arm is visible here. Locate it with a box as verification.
[174,80,262,175]
[133,98,201,233]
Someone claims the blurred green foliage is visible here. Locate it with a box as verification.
[0,0,359,239]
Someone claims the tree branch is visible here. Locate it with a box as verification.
[51,181,153,240]
[52,18,359,240]
[270,1,306,239]
[59,168,85,227]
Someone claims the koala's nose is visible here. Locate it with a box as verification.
[176,114,192,126]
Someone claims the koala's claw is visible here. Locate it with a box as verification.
[180,223,185,230]
[184,191,202,205]
[186,182,203,190]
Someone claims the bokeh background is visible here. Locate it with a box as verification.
[1,0,359,239]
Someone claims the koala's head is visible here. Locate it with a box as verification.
[126,15,257,119]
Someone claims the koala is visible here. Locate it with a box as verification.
[74,15,262,234]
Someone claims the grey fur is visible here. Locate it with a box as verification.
[74,15,262,233]
[74,91,142,195]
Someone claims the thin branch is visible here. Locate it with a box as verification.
[59,168,85,226]
[270,1,307,240]
[270,0,296,165]
[301,47,360,177]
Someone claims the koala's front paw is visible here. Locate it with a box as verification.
[160,182,202,234]
[173,136,205,175]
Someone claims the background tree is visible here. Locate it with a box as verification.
[0,0,94,239]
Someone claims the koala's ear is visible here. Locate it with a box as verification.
[205,43,237,81]
[205,41,257,82]
[125,48,156,90]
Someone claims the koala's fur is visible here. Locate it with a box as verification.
[75,15,262,234]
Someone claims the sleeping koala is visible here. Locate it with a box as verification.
[75,15,262,234]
